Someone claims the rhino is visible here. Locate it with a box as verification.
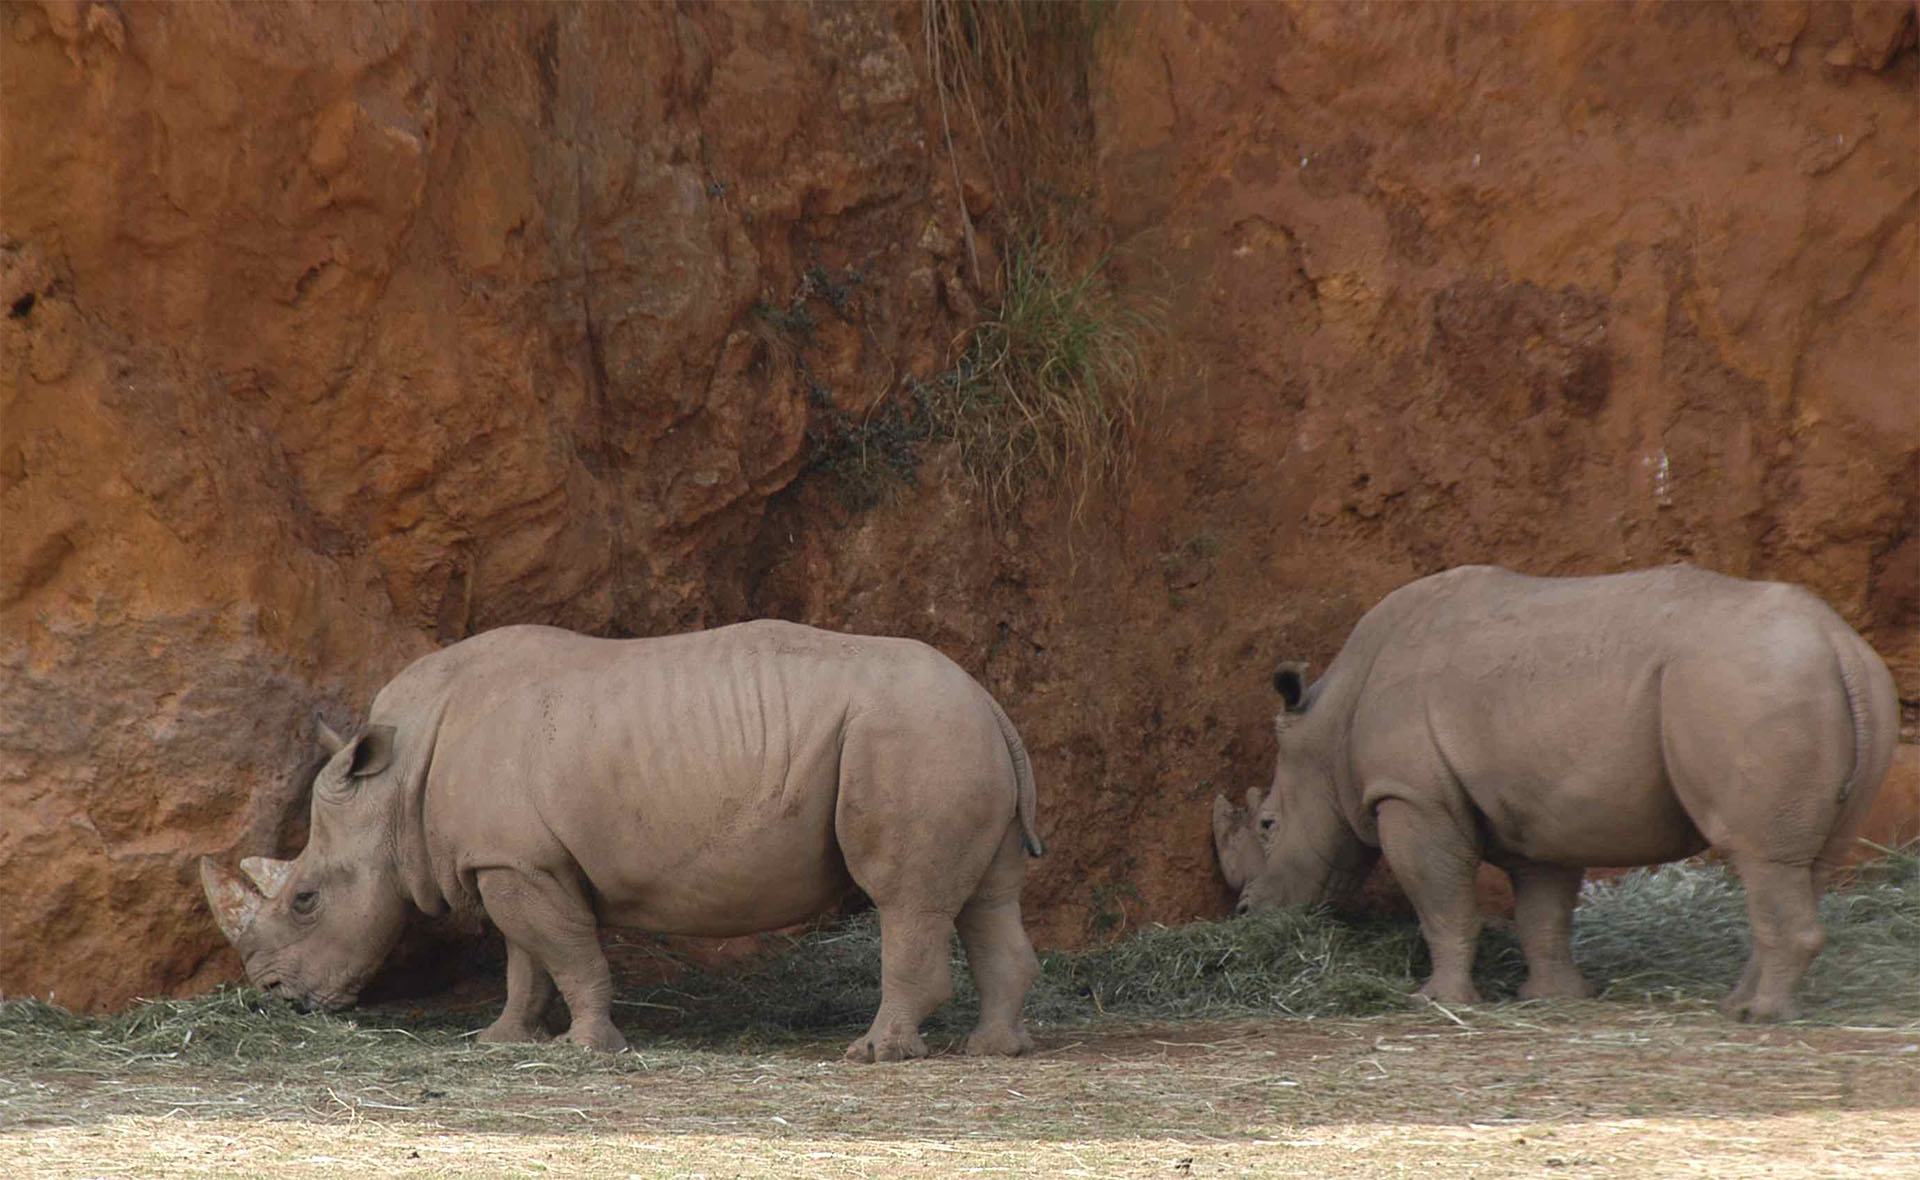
[200,620,1045,1059]
[1215,564,1898,1021]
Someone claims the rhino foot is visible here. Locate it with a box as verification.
[561,1019,629,1052]
[844,1030,929,1064]
[964,1023,1035,1058]
[1720,993,1799,1024]
[1517,973,1595,1001]
[476,1020,552,1045]
[1413,980,1483,1007]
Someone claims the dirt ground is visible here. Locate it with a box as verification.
[5,1006,1916,1179]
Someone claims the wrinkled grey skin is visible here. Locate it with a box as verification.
[203,621,1045,1060]
[1215,564,1898,1021]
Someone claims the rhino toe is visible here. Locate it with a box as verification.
[1721,993,1799,1024]
[965,1023,1035,1057]
[561,1019,628,1052]
[845,1030,928,1063]
[477,1020,552,1045]
[843,1037,877,1064]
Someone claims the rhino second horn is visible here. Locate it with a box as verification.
[239,856,295,899]
[199,857,265,945]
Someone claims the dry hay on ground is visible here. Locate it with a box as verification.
[2,854,1914,1177]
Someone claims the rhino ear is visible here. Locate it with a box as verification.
[316,719,348,756]
[348,725,396,778]
[1272,661,1310,712]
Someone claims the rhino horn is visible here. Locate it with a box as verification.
[1212,793,1251,891]
[239,856,295,899]
[199,857,265,945]
[316,719,348,755]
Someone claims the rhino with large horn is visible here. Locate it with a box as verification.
[201,620,1046,1058]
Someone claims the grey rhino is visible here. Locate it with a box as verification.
[1215,564,1897,1021]
[200,620,1045,1059]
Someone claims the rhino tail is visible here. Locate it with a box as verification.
[1823,630,1899,864]
[984,692,1045,858]
[1820,633,1896,817]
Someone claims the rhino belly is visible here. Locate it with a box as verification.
[586,824,857,937]
[1476,774,1709,868]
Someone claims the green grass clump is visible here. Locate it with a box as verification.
[928,247,1152,520]
[801,247,1153,520]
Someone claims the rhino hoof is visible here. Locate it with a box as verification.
[476,1020,552,1045]
[561,1020,628,1052]
[843,1037,877,1064]
[1517,974,1595,1001]
[1720,994,1798,1024]
[1413,982,1483,1007]
[964,1024,1035,1057]
[845,1030,928,1063]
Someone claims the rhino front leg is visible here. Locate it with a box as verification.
[476,941,556,1044]
[476,868,627,1052]
[1376,795,1485,1005]
[956,827,1039,1058]
[1723,857,1823,1022]
[1510,862,1594,1000]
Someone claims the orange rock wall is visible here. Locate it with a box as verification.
[2,0,1913,1008]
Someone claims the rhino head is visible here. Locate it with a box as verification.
[199,722,417,1012]
[1216,661,1375,916]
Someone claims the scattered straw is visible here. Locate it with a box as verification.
[3,853,1912,1083]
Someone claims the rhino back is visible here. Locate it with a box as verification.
[390,621,979,933]
[1334,566,1863,866]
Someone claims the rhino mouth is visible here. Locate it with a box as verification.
[249,955,368,1015]
[258,977,359,1015]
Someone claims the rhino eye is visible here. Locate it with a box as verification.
[291,890,319,916]
[1259,817,1275,831]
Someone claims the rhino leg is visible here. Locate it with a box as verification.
[476,942,556,1044]
[1722,857,1823,1022]
[956,827,1039,1057]
[846,911,953,1063]
[476,868,627,1052]
[1510,862,1594,1000]
[1376,795,1485,1006]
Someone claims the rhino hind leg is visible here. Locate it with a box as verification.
[476,868,628,1052]
[1510,862,1594,1000]
[476,941,557,1044]
[1722,857,1823,1022]
[1376,795,1485,1006]
[956,827,1039,1057]
[844,912,954,1063]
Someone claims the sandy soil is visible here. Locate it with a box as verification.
[6,1012,1916,1178]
